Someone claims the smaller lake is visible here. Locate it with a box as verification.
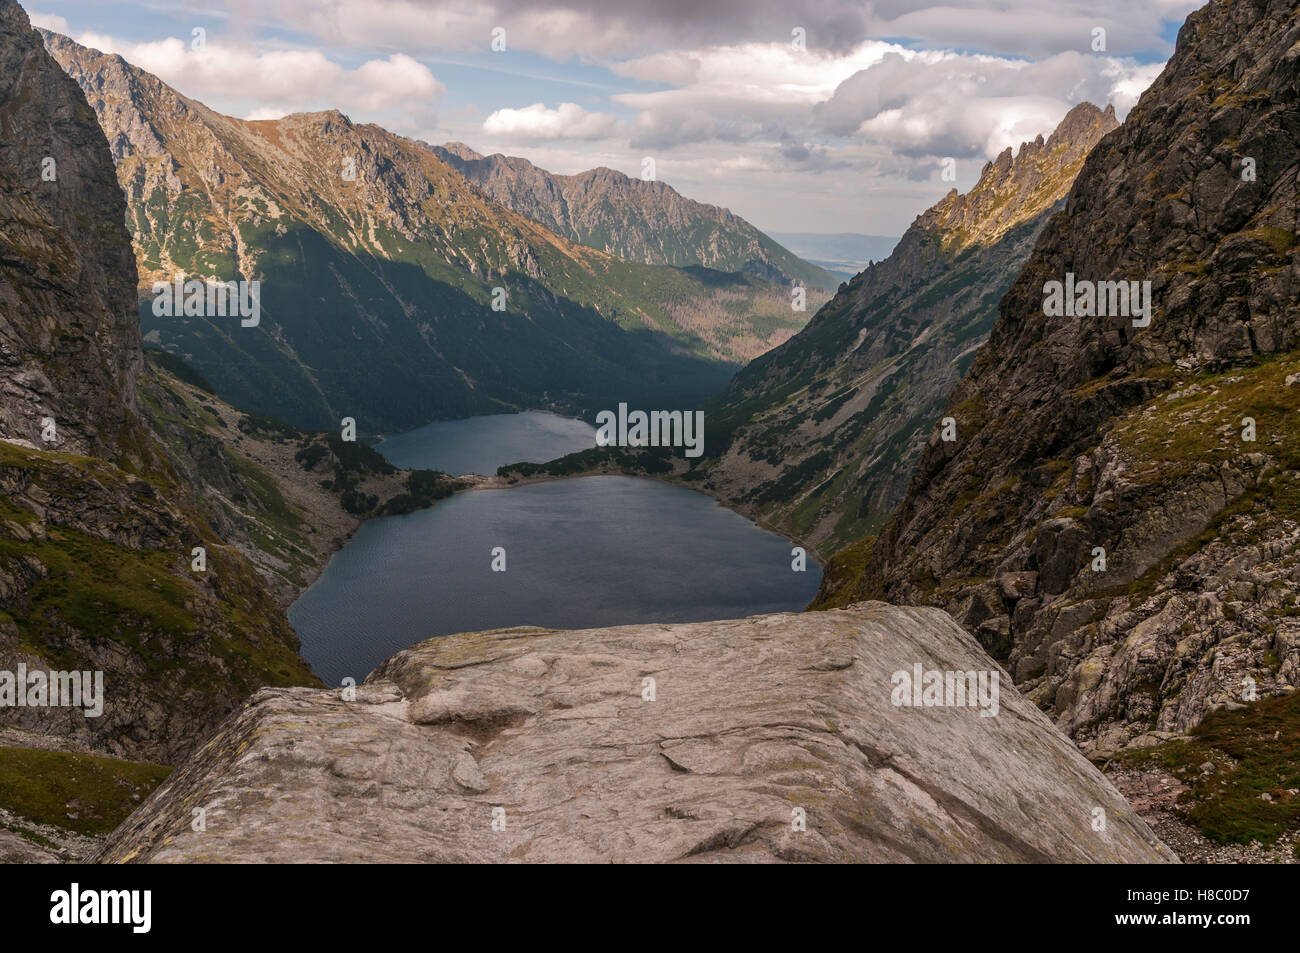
[377,410,595,475]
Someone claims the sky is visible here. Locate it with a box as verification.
[28,0,1203,237]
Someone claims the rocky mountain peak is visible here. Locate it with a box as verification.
[278,108,353,133]
[923,101,1119,252]
[430,141,841,290]
[1052,101,1117,148]
[436,140,484,161]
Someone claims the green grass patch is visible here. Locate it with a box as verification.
[0,746,171,836]
[1121,690,1300,845]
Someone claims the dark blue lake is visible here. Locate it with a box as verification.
[289,413,822,686]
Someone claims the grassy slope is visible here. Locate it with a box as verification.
[0,439,317,689]
[1120,691,1300,849]
[0,746,170,838]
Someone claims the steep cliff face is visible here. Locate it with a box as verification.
[95,604,1176,863]
[43,33,818,431]
[0,0,318,768]
[0,2,140,459]
[432,143,841,291]
[822,0,1300,755]
[136,352,468,608]
[693,104,1117,557]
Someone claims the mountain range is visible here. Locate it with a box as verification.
[493,0,1300,854]
[42,32,830,433]
[430,142,843,291]
[816,0,1300,841]
[2,0,1298,863]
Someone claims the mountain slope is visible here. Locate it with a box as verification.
[431,143,841,291]
[0,0,318,770]
[691,103,1118,557]
[820,0,1300,766]
[136,350,468,608]
[43,33,819,433]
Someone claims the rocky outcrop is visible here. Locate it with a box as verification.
[691,104,1117,558]
[432,143,840,291]
[822,0,1300,753]
[96,604,1175,863]
[0,0,140,458]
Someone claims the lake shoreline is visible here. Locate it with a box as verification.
[288,434,825,620]
[456,467,824,567]
[288,412,823,686]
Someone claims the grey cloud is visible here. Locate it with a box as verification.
[810,49,1154,159]
[813,52,939,136]
[866,1,1200,57]
[270,0,1194,60]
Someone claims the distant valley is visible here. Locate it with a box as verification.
[43,31,831,434]
[768,232,901,280]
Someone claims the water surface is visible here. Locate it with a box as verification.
[291,413,820,685]
[377,409,595,475]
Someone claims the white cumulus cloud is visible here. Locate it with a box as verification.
[482,102,620,141]
[27,10,69,32]
[64,31,442,127]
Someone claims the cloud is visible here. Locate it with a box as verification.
[352,54,446,111]
[1107,61,1165,113]
[865,0,1202,58]
[612,41,913,150]
[613,40,903,99]
[815,49,1159,158]
[66,30,443,123]
[27,11,69,32]
[44,0,1201,234]
[482,102,620,141]
[608,36,1156,160]
[719,155,770,171]
[244,106,290,121]
[242,0,875,59]
[222,0,1199,61]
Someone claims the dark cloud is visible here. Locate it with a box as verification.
[371,0,1196,58]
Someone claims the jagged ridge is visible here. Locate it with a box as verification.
[688,103,1118,557]
[43,32,823,431]
[822,0,1300,774]
[432,142,842,291]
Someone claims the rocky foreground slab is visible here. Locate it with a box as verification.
[97,603,1176,863]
